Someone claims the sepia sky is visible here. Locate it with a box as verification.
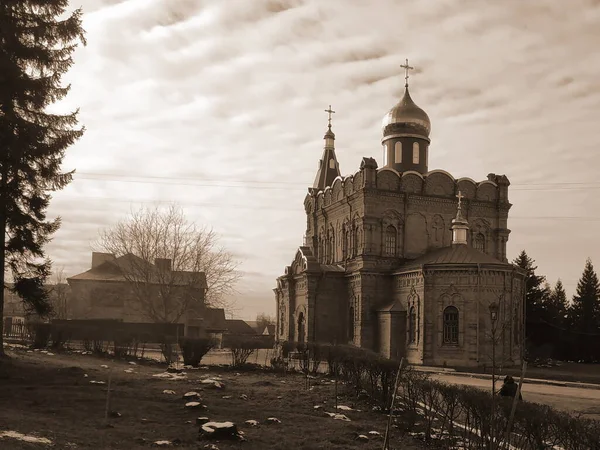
[47,0,600,319]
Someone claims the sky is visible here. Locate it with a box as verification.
[46,0,600,320]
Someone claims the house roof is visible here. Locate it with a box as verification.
[203,308,226,331]
[67,253,207,288]
[224,319,258,335]
[398,244,512,272]
[265,324,276,336]
[246,321,261,333]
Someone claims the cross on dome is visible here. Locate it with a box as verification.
[456,191,465,209]
[324,105,335,128]
[400,58,414,88]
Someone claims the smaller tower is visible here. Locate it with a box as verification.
[312,105,341,190]
[381,59,431,174]
[451,191,469,245]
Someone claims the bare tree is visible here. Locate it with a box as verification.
[256,313,275,329]
[48,267,70,320]
[95,204,241,322]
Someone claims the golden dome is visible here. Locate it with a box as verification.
[382,87,431,137]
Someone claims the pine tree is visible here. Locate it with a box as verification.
[512,250,549,325]
[545,279,568,327]
[568,259,600,334]
[0,1,85,356]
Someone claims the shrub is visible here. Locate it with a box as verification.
[178,337,215,367]
[270,356,287,372]
[49,323,72,350]
[228,336,263,367]
[281,341,598,450]
[29,323,51,349]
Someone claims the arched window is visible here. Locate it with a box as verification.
[382,144,388,166]
[408,307,416,344]
[348,306,354,341]
[353,225,359,256]
[443,306,459,344]
[297,312,305,343]
[394,141,402,163]
[318,237,324,263]
[279,308,285,336]
[345,228,351,259]
[385,225,397,256]
[473,233,486,252]
[412,142,420,164]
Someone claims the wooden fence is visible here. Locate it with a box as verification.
[3,320,31,341]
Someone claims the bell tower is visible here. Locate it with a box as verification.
[312,105,341,190]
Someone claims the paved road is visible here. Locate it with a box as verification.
[140,348,600,420]
[432,373,600,420]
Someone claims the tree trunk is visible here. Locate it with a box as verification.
[0,203,6,357]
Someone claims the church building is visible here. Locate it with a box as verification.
[274,63,526,367]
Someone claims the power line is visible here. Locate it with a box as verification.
[72,171,600,192]
[51,195,600,221]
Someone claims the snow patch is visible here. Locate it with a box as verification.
[0,430,52,445]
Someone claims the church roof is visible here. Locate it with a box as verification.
[382,86,431,137]
[400,245,511,270]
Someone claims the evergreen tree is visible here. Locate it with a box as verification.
[545,279,568,327]
[513,250,549,325]
[568,259,600,334]
[0,1,85,356]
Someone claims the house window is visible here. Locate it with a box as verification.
[408,307,416,344]
[394,141,402,163]
[443,306,459,344]
[412,142,420,164]
[473,233,486,252]
[385,225,396,256]
[383,144,387,166]
[348,306,354,341]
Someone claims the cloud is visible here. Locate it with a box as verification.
[43,0,600,318]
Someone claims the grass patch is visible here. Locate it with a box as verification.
[0,348,423,449]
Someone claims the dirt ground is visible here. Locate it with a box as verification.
[0,347,424,450]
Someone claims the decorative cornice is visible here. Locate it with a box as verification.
[381,133,431,143]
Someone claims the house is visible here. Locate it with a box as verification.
[224,319,258,337]
[3,282,70,321]
[191,307,227,348]
[247,321,276,336]
[3,284,25,319]
[67,252,217,337]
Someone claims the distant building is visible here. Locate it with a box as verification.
[247,321,276,336]
[67,252,224,337]
[3,282,70,320]
[3,284,25,319]
[275,71,526,367]
[224,319,258,337]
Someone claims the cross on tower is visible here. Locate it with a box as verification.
[325,105,335,127]
[400,58,414,88]
[456,191,465,209]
